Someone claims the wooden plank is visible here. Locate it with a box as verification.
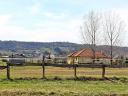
[45,63,109,68]
[0,66,7,70]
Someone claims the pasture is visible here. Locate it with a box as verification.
[1,66,128,95]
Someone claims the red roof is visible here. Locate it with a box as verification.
[68,49,110,58]
[68,51,77,57]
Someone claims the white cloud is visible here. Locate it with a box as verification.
[1,8,128,45]
[0,26,79,43]
[57,0,89,5]
[43,12,69,20]
[0,15,12,26]
[0,14,81,43]
[70,0,89,4]
[29,3,40,15]
[43,12,53,17]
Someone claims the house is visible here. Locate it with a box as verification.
[67,48,110,64]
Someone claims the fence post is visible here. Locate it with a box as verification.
[42,55,45,78]
[7,63,10,80]
[102,65,106,78]
[74,64,77,78]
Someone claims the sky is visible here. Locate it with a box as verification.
[0,0,128,45]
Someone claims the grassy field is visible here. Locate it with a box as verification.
[1,65,128,95]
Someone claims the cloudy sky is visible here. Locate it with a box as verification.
[0,0,128,45]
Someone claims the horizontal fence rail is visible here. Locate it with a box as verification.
[45,63,108,68]
[0,66,7,70]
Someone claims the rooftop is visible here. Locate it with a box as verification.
[68,49,110,58]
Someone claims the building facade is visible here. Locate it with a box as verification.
[67,49,110,64]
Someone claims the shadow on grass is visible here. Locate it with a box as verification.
[1,76,128,83]
[1,90,128,96]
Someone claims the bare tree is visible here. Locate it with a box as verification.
[80,11,101,64]
[103,12,125,66]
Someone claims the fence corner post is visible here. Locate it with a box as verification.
[73,64,77,78]
[42,55,46,79]
[7,63,11,80]
[102,65,106,79]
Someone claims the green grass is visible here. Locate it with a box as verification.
[0,78,128,96]
[1,65,128,95]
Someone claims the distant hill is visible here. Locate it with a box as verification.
[0,41,81,51]
[0,41,82,56]
[0,40,128,57]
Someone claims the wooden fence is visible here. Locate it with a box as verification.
[0,61,108,80]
